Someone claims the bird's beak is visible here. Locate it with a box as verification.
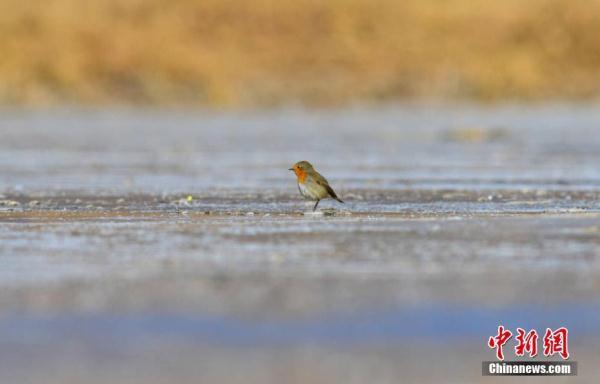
[288,168,294,171]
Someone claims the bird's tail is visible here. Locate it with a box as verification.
[323,183,344,204]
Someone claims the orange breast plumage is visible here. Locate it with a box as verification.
[294,168,307,184]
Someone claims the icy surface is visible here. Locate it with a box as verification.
[0,104,599,383]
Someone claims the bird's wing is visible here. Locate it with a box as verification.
[314,172,344,203]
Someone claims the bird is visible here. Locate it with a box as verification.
[289,161,344,211]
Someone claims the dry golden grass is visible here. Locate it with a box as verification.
[1,0,600,106]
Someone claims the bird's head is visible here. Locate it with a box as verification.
[289,160,314,174]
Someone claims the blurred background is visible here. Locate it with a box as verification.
[2,0,600,107]
[1,1,600,384]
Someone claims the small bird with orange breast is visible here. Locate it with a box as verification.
[289,161,344,211]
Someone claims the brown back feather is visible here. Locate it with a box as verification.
[314,172,344,203]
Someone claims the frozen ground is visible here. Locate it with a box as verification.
[0,104,599,383]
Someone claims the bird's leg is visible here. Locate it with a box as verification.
[313,200,320,211]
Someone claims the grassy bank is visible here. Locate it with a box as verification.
[1,0,600,106]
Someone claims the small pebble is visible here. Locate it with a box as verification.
[0,200,20,207]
